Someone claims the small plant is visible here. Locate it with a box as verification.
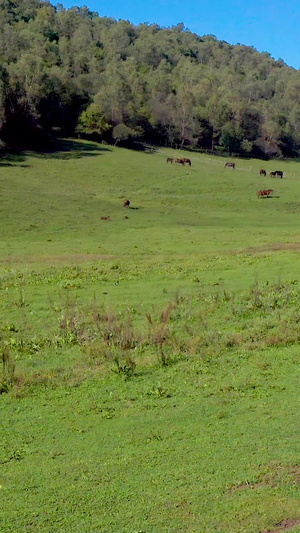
[59,297,86,345]
[0,344,16,394]
[91,306,141,352]
[147,300,179,366]
[112,355,136,378]
[14,289,27,308]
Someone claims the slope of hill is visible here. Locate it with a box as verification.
[0,143,300,531]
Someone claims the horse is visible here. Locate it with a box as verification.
[257,189,273,198]
[182,158,191,166]
[167,157,174,164]
[260,169,266,176]
[275,170,283,178]
[225,162,235,169]
[101,216,111,221]
[175,158,186,165]
[123,199,130,207]
[270,171,277,177]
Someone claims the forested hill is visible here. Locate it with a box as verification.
[1,0,300,157]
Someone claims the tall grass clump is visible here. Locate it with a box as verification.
[146,298,185,366]
[58,298,141,376]
[90,307,140,377]
[0,344,16,394]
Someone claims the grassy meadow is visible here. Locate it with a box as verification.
[0,140,300,532]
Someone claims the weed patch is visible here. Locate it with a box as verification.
[3,280,300,394]
[0,345,15,393]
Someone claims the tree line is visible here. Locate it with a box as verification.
[1,0,300,158]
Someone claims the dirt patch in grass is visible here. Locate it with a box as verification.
[240,242,300,255]
[263,518,300,532]
[230,464,300,493]
[0,253,117,266]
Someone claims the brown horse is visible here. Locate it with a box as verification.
[168,157,191,166]
[270,171,277,177]
[257,189,273,198]
[123,199,130,207]
[225,162,235,169]
[260,169,266,176]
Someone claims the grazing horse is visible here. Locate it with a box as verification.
[167,157,174,164]
[270,170,283,178]
[175,158,186,165]
[257,189,273,198]
[101,216,111,221]
[182,158,192,166]
[123,199,130,207]
[275,170,283,178]
[225,162,235,169]
[260,169,266,176]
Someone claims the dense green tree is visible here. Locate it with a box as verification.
[76,103,110,139]
[0,64,8,136]
[221,123,241,154]
[112,123,142,145]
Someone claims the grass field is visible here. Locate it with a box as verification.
[0,140,300,532]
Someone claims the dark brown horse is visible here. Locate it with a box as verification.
[225,162,235,169]
[275,170,283,178]
[181,158,192,166]
[260,169,266,176]
[270,171,277,177]
[123,199,130,207]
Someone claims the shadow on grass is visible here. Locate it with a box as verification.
[0,138,111,165]
[260,195,280,199]
[26,138,111,160]
[116,141,158,153]
[0,161,14,167]
[0,153,26,165]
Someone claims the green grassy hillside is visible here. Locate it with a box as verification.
[0,141,299,532]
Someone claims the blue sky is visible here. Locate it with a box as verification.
[59,0,300,69]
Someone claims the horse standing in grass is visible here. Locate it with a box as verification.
[260,169,266,176]
[225,162,235,169]
[167,157,191,166]
[257,189,273,198]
